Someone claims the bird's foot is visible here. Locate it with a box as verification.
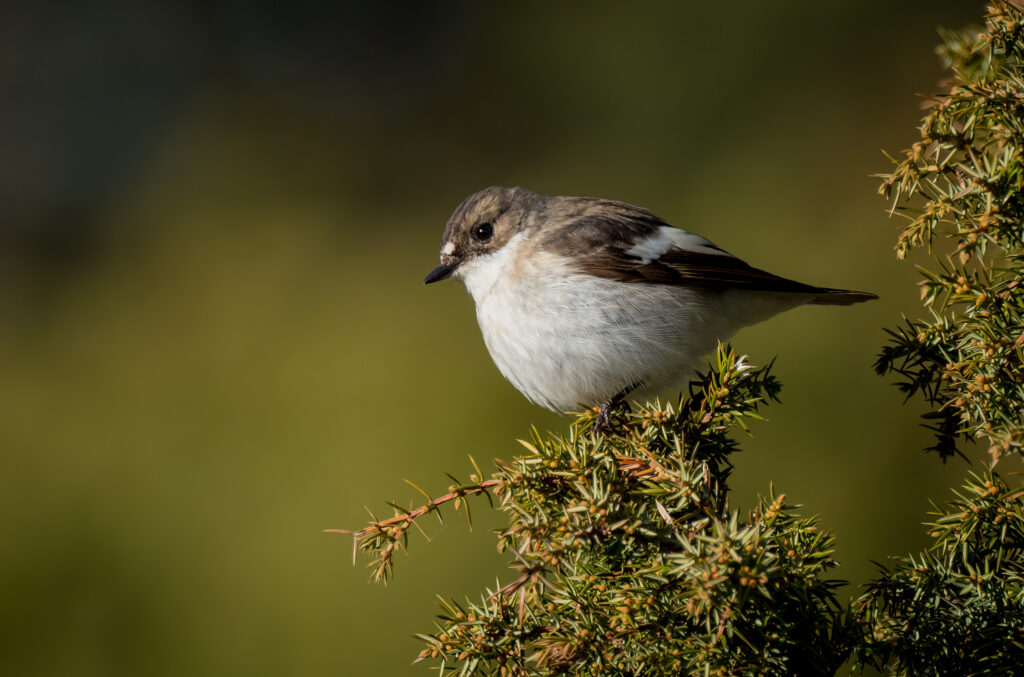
[594,400,620,431]
[593,382,642,433]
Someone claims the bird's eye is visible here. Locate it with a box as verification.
[473,222,494,242]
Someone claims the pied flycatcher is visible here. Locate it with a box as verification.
[425,186,876,419]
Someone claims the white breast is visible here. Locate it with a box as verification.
[457,235,759,411]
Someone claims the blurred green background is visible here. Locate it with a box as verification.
[0,1,992,674]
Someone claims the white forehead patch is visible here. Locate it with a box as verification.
[625,225,730,264]
[442,242,456,256]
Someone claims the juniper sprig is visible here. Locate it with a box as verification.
[856,6,1024,673]
[875,1,1024,464]
[852,473,1024,674]
[342,346,850,676]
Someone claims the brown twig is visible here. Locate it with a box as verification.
[327,478,501,538]
[328,478,503,581]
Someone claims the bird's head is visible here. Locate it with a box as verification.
[424,186,540,284]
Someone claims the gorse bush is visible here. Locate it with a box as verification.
[851,473,1024,675]
[853,2,1024,673]
[340,3,1024,674]
[341,348,849,675]
[876,0,1024,465]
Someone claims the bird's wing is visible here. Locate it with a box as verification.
[541,203,822,295]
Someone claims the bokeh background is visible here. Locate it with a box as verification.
[1,1,994,674]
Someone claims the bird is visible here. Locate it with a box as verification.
[424,186,876,424]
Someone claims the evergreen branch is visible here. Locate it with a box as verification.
[328,478,501,583]
[878,0,1024,464]
[852,471,1024,674]
[343,345,850,674]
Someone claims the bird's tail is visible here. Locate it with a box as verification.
[807,288,878,306]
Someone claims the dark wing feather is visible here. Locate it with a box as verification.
[588,247,824,294]
[544,205,876,303]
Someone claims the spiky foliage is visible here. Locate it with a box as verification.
[343,347,850,676]
[852,473,1024,674]
[875,1,1024,464]
[849,6,1024,672]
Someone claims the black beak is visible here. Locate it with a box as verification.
[424,259,461,284]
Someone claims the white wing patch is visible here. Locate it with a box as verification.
[625,225,731,264]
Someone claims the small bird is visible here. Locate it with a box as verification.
[425,187,876,422]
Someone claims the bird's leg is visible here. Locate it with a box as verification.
[594,402,618,430]
[595,382,642,432]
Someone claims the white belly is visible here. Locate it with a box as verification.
[479,276,713,410]
[457,237,803,411]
